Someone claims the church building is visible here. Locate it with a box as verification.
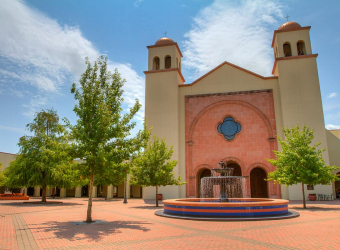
[143,21,340,200]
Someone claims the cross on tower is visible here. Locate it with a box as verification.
[164,31,167,37]
[285,15,290,22]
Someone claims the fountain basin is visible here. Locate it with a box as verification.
[161,198,293,218]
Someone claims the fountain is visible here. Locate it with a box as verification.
[200,160,244,202]
[155,160,299,221]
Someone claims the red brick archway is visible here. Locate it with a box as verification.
[185,90,281,198]
[197,168,212,197]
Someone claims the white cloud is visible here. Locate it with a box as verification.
[327,92,337,98]
[134,0,143,8]
[182,0,284,80]
[0,0,145,119]
[108,62,145,121]
[326,124,340,130]
[0,125,28,134]
[22,95,48,118]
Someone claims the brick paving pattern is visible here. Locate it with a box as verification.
[0,197,339,249]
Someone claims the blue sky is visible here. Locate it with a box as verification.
[1,0,340,154]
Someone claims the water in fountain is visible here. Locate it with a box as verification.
[200,160,245,202]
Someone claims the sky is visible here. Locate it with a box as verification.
[1,0,340,154]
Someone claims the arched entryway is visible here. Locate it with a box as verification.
[81,185,89,197]
[335,172,340,199]
[197,168,211,197]
[51,187,60,197]
[227,162,242,176]
[130,185,142,198]
[26,187,34,196]
[97,185,107,197]
[66,188,75,197]
[250,167,268,198]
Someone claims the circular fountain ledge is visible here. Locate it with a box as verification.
[155,198,299,221]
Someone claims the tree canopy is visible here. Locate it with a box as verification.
[0,163,4,188]
[4,109,77,202]
[130,136,185,206]
[267,125,339,208]
[67,56,149,222]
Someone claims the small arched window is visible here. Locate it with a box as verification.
[179,62,181,71]
[153,57,160,70]
[165,56,171,69]
[297,41,306,55]
[283,42,292,57]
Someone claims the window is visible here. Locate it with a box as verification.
[283,42,292,57]
[165,56,171,69]
[153,57,160,70]
[297,41,306,55]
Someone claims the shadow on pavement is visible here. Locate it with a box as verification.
[0,202,83,207]
[143,199,164,205]
[289,206,340,211]
[130,206,163,210]
[91,199,122,203]
[36,220,151,241]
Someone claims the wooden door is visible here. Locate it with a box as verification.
[250,167,268,198]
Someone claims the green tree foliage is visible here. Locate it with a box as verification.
[0,163,5,188]
[67,56,149,222]
[4,109,77,202]
[267,125,339,208]
[130,136,185,207]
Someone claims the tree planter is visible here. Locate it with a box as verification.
[308,194,316,201]
[157,194,163,200]
[0,194,29,200]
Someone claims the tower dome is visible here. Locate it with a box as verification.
[278,21,302,31]
[155,37,176,46]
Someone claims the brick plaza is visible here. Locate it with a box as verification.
[1,198,339,249]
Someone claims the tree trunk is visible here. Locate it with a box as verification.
[156,185,158,207]
[86,173,94,223]
[42,183,47,203]
[301,182,306,209]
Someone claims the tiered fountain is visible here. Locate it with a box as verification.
[156,160,299,221]
[200,160,244,202]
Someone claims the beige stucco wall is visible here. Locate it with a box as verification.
[326,130,340,171]
[329,129,340,139]
[276,57,329,165]
[0,152,16,170]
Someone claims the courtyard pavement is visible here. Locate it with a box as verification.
[0,197,339,250]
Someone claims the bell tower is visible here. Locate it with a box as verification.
[272,21,329,164]
[144,36,185,199]
[272,21,332,199]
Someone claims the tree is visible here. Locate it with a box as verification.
[130,136,185,207]
[4,109,77,202]
[267,125,339,209]
[0,163,5,190]
[67,56,149,222]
